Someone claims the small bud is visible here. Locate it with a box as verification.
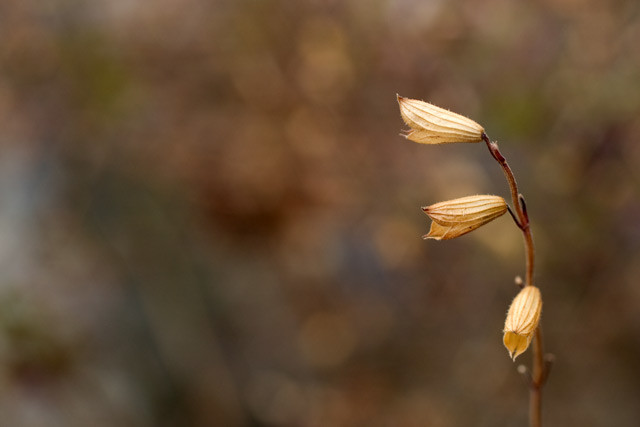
[397,95,485,144]
[422,195,508,240]
[503,285,542,361]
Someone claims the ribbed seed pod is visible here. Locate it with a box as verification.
[503,285,543,361]
[397,95,485,144]
[422,195,508,240]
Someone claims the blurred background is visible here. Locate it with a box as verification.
[1,0,640,426]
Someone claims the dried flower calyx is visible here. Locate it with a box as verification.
[422,195,508,240]
[397,95,484,144]
[503,285,542,361]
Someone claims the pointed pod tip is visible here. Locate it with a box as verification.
[422,234,439,240]
[423,233,442,241]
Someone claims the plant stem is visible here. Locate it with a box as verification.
[482,134,534,286]
[482,133,545,427]
[530,327,544,427]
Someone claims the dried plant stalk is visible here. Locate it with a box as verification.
[398,96,552,427]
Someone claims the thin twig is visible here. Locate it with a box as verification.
[481,133,534,287]
[482,133,546,427]
[506,205,523,230]
[529,327,544,427]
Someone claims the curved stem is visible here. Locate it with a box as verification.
[482,133,545,427]
[482,134,534,285]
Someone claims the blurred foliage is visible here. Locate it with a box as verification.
[1,0,640,426]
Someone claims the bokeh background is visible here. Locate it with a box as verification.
[2,0,640,426]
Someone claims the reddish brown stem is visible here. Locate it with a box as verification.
[482,133,546,427]
[529,327,544,427]
[482,134,534,287]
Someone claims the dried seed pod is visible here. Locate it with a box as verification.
[397,95,484,144]
[503,285,542,361]
[422,195,508,240]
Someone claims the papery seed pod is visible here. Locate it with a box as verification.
[422,195,507,240]
[397,95,485,144]
[503,285,542,361]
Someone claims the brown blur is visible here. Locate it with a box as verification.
[1,0,640,426]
